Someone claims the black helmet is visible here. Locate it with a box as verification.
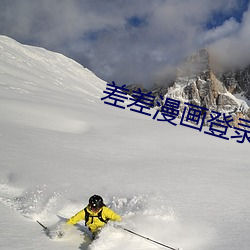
[89,195,104,210]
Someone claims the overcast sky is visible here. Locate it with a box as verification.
[0,0,249,87]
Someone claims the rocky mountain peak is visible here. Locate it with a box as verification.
[177,48,210,78]
[125,48,250,128]
[165,48,250,127]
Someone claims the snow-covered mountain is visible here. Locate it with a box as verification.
[0,36,249,250]
[166,49,250,127]
[127,49,250,128]
[0,35,107,133]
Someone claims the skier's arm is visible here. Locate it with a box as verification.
[67,209,85,225]
[104,207,122,222]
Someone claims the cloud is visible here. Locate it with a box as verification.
[209,4,250,69]
[200,18,240,45]
[0,0,249,87]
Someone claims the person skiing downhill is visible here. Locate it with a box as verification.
[67,195,121,239]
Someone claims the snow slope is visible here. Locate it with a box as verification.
[0,36,249,250]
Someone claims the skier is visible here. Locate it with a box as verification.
[66,194,121,239]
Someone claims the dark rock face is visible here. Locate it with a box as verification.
[217,66,250,99]
[125,84,146,95]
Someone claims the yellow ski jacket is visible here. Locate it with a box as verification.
[67,206,121,233]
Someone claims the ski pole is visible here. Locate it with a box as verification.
[37,220,48,231]
[122,227,180,250]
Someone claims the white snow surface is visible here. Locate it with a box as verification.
[0,36,249,250]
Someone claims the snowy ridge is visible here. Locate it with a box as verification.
[0,35,107,134]
[0,35,105,100]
